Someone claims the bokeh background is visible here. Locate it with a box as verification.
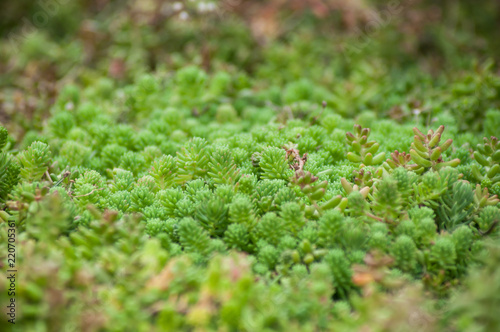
[1,0,500,136]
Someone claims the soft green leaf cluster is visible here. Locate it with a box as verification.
[0,65,499,331]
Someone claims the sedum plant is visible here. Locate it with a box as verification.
[345,124,385,166]
[472,136,500,192]
[409,126,460,173]
[1,66,499,332]
[17,141,52,182]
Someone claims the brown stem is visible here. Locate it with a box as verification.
[478,220,498,236]
[365,212,384,222]
[45,170,53,184]
[72,188,104,198]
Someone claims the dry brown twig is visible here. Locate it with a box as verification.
[284,145,308,172]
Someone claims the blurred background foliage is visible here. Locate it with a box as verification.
[0,0,499,136]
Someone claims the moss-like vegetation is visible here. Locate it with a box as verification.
[1,1,499,331]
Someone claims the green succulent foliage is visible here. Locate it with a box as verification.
[228,194,256,226]
[144,218,169,237]
[452,225,474,274]
[474,205,500,235]
[107,190,131,214]
[3,16,500,329]
[109,168,135,192]
[17,141,51,182]
[0,159,20,204]
[293,169,344,217]
[59,140,91,167]
[369,231,390,252]
[429,236,457,275]
[447,240,500,332]
[207,147,241,186]
[411,167,458,206]
[371,177,402,222]
[120,151,146,176]
[318,209,343,248]
[258,146,294,180]
[257,244,280,271]
[253,212,286,246]
[178,217,213,258]
[383,150,415,173]
[392,235,418,273]
[0,132,20,204]
[101,143,127,169]
[176,137,210,183]
[324,249,355,299]
[346,124,385,166]
[150,155,178,189]
[431,181,475,231]
[224,223,253,252]
[280,202,305,235]
[472,136,500,187]
[446,60,500,133]
[473,183,500,208]
[484,109,500,138]
[252,179,287,213]
[410,126,460,173]
[49,111,76,138]
[174,65,208,107]
[130,185,156,212]
[285,238,327,267]
[0,126,8,150]
[195,196,229,237]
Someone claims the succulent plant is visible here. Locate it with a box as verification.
[409,126,460,172]
[346,124,386,166]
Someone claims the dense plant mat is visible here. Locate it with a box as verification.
[1,1,500,331]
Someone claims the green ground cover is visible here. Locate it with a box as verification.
[1,1,500,331]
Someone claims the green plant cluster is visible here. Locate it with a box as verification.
[1,1,500,330]
[0,66,499,330]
